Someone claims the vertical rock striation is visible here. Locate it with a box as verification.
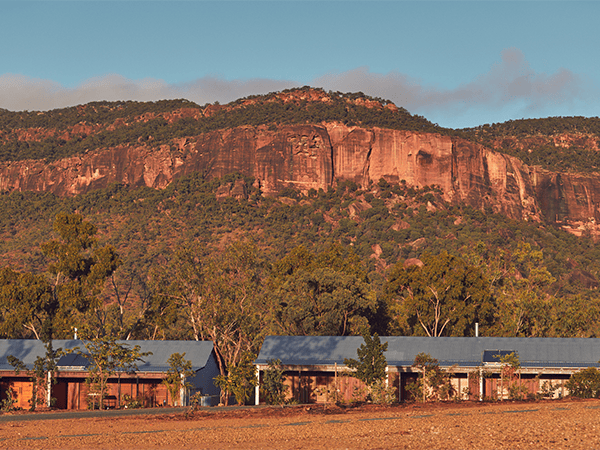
[1,123,600,235]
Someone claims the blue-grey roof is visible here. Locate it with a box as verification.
[255,336,600,369]
[0,339,215,373]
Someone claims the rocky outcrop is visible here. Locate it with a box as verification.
[2,122,600,236]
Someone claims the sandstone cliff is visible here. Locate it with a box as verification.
[1,121,600,237]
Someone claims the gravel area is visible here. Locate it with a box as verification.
[1,399,599,449]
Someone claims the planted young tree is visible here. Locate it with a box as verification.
[344,331,394,404]
[162,353,195,407]
[77,337,150,410]
[214,352,258,406]
[410,352,454,402]
[261,358,288,406]
[497,352,526,400]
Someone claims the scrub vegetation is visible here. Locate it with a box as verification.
[3,89,600,395]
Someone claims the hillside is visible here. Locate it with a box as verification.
[1,88,600,239]
[1,171,600,340]
[2,88,600,343]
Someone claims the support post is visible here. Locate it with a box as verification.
[180,373,185,407]
[255,366,260,406]
[47,371,52,407]
[385,366,389,388]
[398,371,402,402]
[479,367,483,402]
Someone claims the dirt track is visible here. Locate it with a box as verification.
[1,399,600,449]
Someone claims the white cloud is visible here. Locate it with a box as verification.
[312,48,592,119]
[0,48,595,128]
[0,73,296,112]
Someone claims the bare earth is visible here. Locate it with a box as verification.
[2,399,600,449]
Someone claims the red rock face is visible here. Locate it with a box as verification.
[2,122,600,236]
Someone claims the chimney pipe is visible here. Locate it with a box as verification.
[475,323,479,337]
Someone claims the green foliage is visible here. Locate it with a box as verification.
[78,336,150,410]
[3,173,600,341]
[162,352,195,407]
[410,353,455,402]
[385,251,494,337]
[214,352,258,406]
[8,341,62,410]
[0,213,121,341]
[462,116,600,173]
[497,352,528,400]
[121,393,143,409]
[369,378,396,405]
[1,388,18,412]
[0,88,450,163]
[271,244,378,336]
[261,358,288,406]
[565,367,600,399]
[155,240,266,383]
[344,331,388,388]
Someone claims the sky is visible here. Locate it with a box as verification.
[0,0,598,129]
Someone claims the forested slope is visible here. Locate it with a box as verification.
[2,88,600,376]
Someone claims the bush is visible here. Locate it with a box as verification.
[566,367,600,398]
[262,358,288,406]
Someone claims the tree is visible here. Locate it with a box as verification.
[494,243,556,337]
[410,353,454,402]
[40,212,121,340]
[497,352,526,400]
[344,331,393,404]
[77,336,150,410]
[0,213,121,407]
[271,244,378,336]
[344,331,388,387]
[154,240,267,387]
[85,266,156,340]
[7,342,63,411]
[0,268,52,339]
[261,358,287,406]
[162,352,195,407]
[465,242,557,337]
[385,251,494,337]
[214,352,258,406]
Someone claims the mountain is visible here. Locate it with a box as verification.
[4,89,600,340]
[1,88,600,239]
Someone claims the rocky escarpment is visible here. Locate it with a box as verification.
[1,122,600,237]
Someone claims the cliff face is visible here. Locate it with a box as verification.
[1,122,600,236]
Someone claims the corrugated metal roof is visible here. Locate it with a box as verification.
[0,339,215,373]
[255,336,600,369]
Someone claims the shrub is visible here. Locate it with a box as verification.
[262,358,288,406]
[566,367,600,398]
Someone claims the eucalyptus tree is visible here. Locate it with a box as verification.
[270,244,379,336]
[385,251,495,337]
[0,213,121,406]
[154,239,267,384]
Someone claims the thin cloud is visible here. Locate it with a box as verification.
[313,48,593,121]
[0,73,296,112]
[0,49,595,128]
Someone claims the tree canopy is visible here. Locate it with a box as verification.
[385,251,495,337]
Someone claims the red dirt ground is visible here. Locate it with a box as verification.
[1,399,600,449]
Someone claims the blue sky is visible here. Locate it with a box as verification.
[1,1,598,129]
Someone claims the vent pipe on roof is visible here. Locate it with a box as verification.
[74,327,78,340]
[475,323,479,337]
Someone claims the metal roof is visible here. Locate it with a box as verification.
[0,339,215,373]
[255,336,600,369]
